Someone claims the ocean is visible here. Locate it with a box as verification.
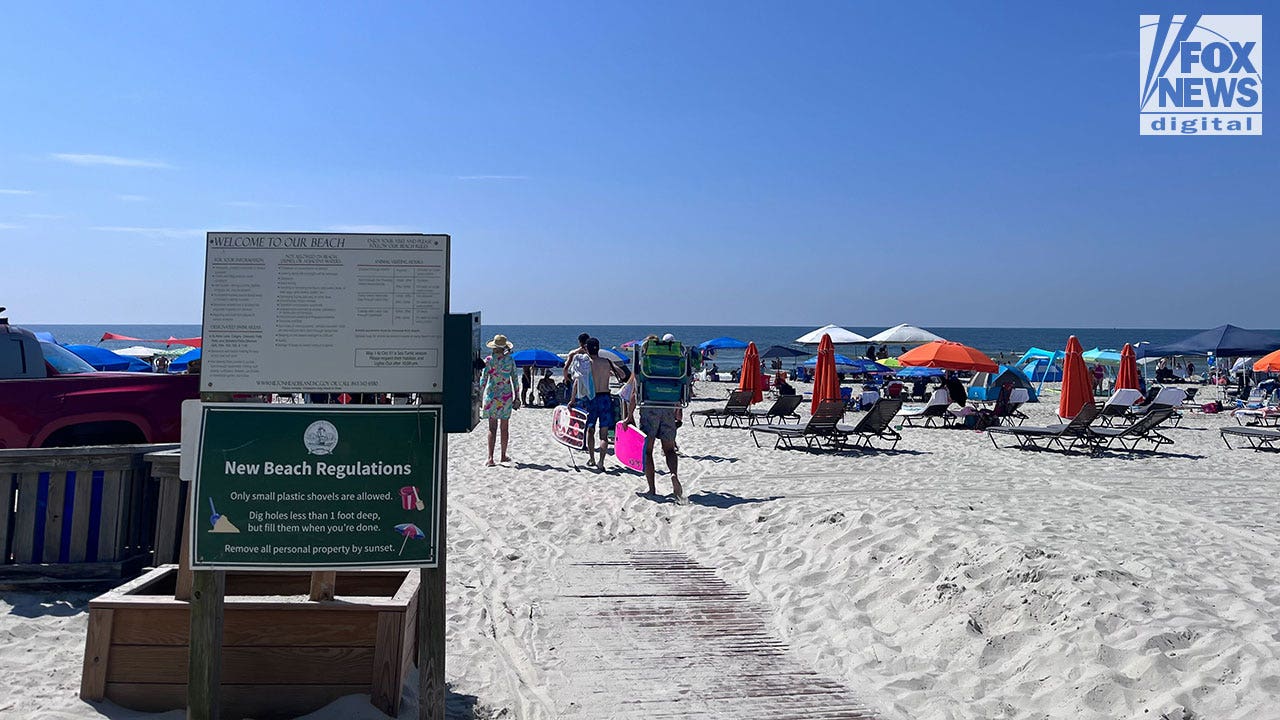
[21,323,1230,367]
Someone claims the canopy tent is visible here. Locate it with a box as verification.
[697,336,750,351]
[512,348,564,369]
[1082,348,1123,366]
[101,332,203,348]
[795,324,868,344]
[804,355,889,374]
[865,324,945,345]
[168,348,201,373]
[967,365,1039,403]
[1015,347,1065,366]
[1149,324,1280,357]
[760,345,809,360]
[895,366,944,378]
[64,344,153,372]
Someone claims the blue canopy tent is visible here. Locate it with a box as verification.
[697,337,750,351]
[1149,324,1280,357]
[168,348,202,373]
[1082,348,1122,366]
[512,348,564,369]
[64,344,153,372]
[967,365,1039,403]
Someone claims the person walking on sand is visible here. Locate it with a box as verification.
[624,335,684,501]
[480,334,520,466]
[582,337,626,469]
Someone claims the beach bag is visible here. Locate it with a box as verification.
[1202,401,1220,414]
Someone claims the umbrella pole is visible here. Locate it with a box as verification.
[400,534,410,556]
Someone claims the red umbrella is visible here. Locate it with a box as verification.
[1059,336,1094,419]
[738,342,763,404]
[898,340,998,373]
[811,334,841,414]
[1115,343,1140,391]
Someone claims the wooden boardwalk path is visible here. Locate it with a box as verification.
[539,548,880,719]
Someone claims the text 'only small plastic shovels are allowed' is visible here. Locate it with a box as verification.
[394,523,424,556]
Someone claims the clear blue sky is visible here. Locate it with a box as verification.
[0,2,1273,327]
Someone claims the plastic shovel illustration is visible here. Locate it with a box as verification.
[400,486,425,511]
[394,523,424,556]
[207,497,240,533]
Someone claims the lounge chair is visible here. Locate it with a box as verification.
[747,394,804,426]
[690,390,753,428]
[898,388,951,427]
[1098,389,1144,426]
[1001,388,1031,426]
[750,399,845,450]
[987,402,1101,451]
[1128,387,1185,427]
[1081,408,1176,453]
[835,398,904,450]
[1221,426,1280,451]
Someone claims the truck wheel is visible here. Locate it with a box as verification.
[41,422,147,448]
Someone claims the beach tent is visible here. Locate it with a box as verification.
[866,324,945,345]
[168,348,201,373]
[64,344,152,372]
[795,325,869,344]
[697,337,750,351]
[1150,325,1280,357]
[512,348,563,368]
[895,366,944,378]
[804,355,888,374]
[967,365,1038,403]
[1015,347,1065,367]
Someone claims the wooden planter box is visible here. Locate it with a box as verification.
[81,565,419,719]
[0,444,178,586]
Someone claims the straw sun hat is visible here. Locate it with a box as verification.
[486,334,514,350]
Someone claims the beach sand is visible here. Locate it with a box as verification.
[4,382,1279,719]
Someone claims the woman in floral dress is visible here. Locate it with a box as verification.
[481,334,520,466]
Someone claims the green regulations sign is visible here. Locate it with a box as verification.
[191,404,441,570]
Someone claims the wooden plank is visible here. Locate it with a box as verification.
[96,470,124,562]
[79,607,114,700]
[309,571,336,601]
[110,645,376,685]
[68,469,95,563]
[153,476,182,565]
[419,434,447,720]
[370,611,405,716]
[112,606,381,647]
[175,492,193,601]
[188,569,225,720]
[0,443,178,474]
[0,472,15,564]
[105,682,368,718]
[12,473,39,564]
[401,593,418,672]
[42,471,68,563]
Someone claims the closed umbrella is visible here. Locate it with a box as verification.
[1059,336,1094,419]
[898,341,998,373]
[1116,343,1140,391]
[811,334,841,414]
[738,342,763,404]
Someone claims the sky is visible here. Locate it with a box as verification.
[0,1,1274,328]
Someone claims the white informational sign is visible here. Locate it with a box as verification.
[202,233,449,393]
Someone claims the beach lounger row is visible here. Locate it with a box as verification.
[988,402,1177,454]
[1221,426,1280,451]
[692,392,805,428]
[749,398,903,451]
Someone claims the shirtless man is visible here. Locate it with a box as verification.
[582,337,625,469]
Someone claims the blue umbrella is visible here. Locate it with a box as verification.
[697,336,750,351]
[168,347,201,373]
[895,366,945,378]
[512,348,563,368]
[804,355,890,373]
[64,344,152,372]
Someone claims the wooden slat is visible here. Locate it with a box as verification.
[112,607,382,647]
[152,476,181,565]
[0,443,178,474]
[188,569,225,720]
[108,645,376,685]
[370,611,405,716]
[42,471,68,563]
[96,470,124,562]
[0,473,15,564]
[79,608,114,700]
[105,682,368,718]
[12,473,39,563]
[175,492,193,601]
[68,469,94,563]
[420,435,447,720]
[309,571,336,601]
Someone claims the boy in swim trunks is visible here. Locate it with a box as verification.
[583,337,626,469]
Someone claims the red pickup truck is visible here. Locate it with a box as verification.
[0,320,200,448]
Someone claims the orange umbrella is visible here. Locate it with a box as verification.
[898,340,998,373]
[738,342,763,404]
[811,333,841,414]
[1115,343,1140,391]
[1059,335,1094,419]
[1255,349,1280,373]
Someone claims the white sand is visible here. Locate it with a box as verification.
[4,382,1279,719]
